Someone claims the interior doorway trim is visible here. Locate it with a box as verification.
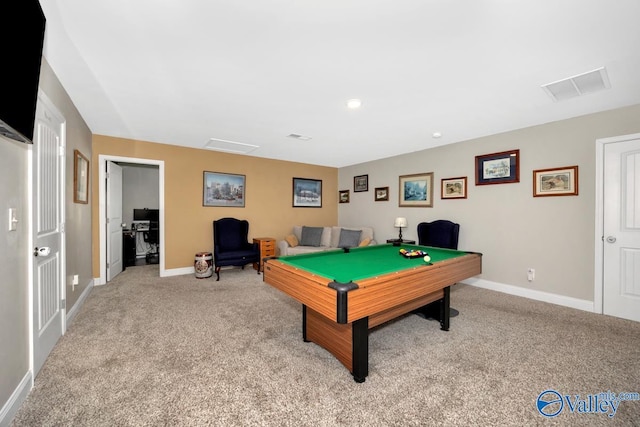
[594,132,640,314]
[98,155,165,284]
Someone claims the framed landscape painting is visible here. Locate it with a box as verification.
[475,149,519,185]
[293,177,322,207]
[375,186,389,201]
[441,177,467,199]
[203,171,246,207]
[354,174,368,192]
[399,172,433,207]
[533,166,578,197]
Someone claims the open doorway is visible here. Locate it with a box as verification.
[98,155,165,284]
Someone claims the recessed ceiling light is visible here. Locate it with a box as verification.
[347,99,362,109]
[432,132,442,138]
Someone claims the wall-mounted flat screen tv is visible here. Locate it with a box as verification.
[0,0,46,144]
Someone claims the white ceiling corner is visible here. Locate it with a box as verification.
[39,1,640,167]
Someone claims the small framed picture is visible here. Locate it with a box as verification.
[399,172,434,207]
[354,174,368,192]
[441,177,467,199]
[475,149,519,185]
[375,186,389,201]
[339,190,350,203]
[73,149,89,204]
[293,177,322,207]
[533,166,579,197]
[203,171,246,207]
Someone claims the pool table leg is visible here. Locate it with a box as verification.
[352,317,369,383]
[439,286,450,331]
[301,305,370,382]
[302,305,309,342]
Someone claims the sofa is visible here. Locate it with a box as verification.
[277,225,376,256]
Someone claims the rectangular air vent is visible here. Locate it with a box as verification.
[287,133,312,141]
[542,67,611,102]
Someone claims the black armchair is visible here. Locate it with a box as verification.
[417,219,461,318]
[213,217,260,281]
[417,220,459,250]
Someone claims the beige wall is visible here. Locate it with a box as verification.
[91,136,338,275]
[339,104,640,302]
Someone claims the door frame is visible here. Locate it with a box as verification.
[98,155,165,284]
[594,132,640,314]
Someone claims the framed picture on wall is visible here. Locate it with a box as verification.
[475,149,519,185]
[354,174,368,192]
[339,190,350,203]
[399,172,434,207]
[293,177,322,207]
[441,177,467,199]
[203,171,246,207]
[375,186,389,201]
[533,166,578,197]
[73,149,89,204]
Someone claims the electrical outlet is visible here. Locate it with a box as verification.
[72,274,78,285]
[527,268,535,282]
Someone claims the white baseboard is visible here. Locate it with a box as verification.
[461,278,595,313]
[66,279,94,325]
[163,266,195,277]
[0,371,32,427]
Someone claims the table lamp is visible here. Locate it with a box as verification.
[394,217,407,241]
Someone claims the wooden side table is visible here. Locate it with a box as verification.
[253,237,275,272]
[386,239,416,246]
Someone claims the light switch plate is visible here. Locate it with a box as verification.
[8,208,17,231]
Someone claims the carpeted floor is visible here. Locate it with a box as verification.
[11,265,640,426]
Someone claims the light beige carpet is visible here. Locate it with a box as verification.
[11,265,640,426]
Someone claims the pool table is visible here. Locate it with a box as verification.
[263,243,482,382]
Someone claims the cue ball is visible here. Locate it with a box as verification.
[423,255,431,262]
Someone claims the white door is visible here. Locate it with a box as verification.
[603,136,640,322]
[106,161,123,281]
[32,92,65,376]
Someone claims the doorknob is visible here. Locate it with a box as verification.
[606,236,616,243]
[33,247,51,257]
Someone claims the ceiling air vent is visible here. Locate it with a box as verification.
[287,133,312,141]
[204,138,258,154]
[542,67,611,102]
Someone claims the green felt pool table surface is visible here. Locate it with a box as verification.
[277,243,470,283]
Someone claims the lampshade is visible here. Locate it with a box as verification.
[394,217,407,228]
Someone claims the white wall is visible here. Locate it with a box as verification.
[0,137,30,423]
[339,104,640,304]
[121,163,159,227]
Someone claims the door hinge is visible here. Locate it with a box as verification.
[61,299,66,310]
[106,262,110,268]
[106,218,110,224]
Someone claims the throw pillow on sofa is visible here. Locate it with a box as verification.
[285,234,299,247]
[338,228,362,248]
[300,226,324,246]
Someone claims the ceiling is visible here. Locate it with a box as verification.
[40,0,640,168]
